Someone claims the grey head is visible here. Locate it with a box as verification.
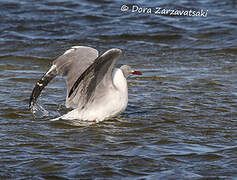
[120,65,142,78]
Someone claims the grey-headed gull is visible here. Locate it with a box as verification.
[29,46,142,122]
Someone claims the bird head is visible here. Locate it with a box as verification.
[120,65,142,78]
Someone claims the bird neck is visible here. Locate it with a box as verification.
[112,68,128,93]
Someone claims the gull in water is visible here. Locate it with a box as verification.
[29,46,142,122]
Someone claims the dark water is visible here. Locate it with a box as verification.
[0,0,237,179]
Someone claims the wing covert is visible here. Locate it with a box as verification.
[68,48,122,109]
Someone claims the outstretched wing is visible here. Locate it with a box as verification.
[29,46,99,108]
[68,48,122,109]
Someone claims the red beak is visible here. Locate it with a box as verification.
[132,71,142,75]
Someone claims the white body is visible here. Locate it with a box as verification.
[55,68,128,122]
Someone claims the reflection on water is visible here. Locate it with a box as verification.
[0,0,236,179]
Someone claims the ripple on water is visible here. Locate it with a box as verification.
[0,0,236,179]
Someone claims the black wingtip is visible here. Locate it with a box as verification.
[29,97,34,109]
[68,81,78,98]
[68,88,73,98]
[29,99,32,109]
[28,65,57,110]
[29,89,36,109]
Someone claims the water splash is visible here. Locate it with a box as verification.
[30,102,50,119]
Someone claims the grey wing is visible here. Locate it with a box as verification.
[68,48,122,109]
[29,46,99,109]
[53,46,98,108]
